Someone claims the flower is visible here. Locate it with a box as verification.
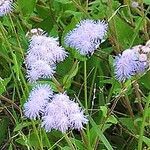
[131,1,139,8]
[0,0,13,16]
[27,60,55,82]
[28,35,68,63]
[114,48,148,82]
[25,31,68,82]
[69,111,88,130]
[42,93,88,132]
[23,84,53,119]
[64,19,107,55]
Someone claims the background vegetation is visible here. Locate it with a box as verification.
[0,0,150,149]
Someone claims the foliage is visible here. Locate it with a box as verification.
[0,0,150,150]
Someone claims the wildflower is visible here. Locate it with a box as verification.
[42,93,88,132]
[27,60,55,82]
[131,1,139,8]
[28,34,68,62]
[114,48,148,82]
[25,32,68,82]
[64,19,107,55]
[26,28,46,39]
[0,0,13,16]
[23,84,53,119]
[69,111,88,130]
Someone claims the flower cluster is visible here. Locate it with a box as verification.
[114,43,150,82]
[25,28,68,82]
[64,19,107,55]
[24,87,88,132]
[42,93,88,132]
[0,0,13,16]
[24,84,53,119]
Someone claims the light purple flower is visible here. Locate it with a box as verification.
[27,60,55,82]
[23,84,53,119]
[0,0,13,16]
[28,35,68,63]
[64,19,107,55]
[42,93,88,132]
[25,32,68,82]
[114,48,148,82]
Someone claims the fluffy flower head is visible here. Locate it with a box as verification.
[64,19,107,55]
[27,60,55,82]
[42,93,88,132]
[23,84,53,119]
[114,48,148,82]
[0,0,13,16]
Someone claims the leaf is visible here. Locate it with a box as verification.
[100,106,108,118]
[55,0,72,4]
[17,0,36,18]
[106,115,118,124]
[70,138,84,149]
[89,116,113,150]
[119,117,137,133]
[63,61,79,89]
[0,76,11,95]
[140,70,150,90]
[144,0,150,5]
[0,117,9,146]
[14,121,33,132]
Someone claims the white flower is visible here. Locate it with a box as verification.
[23,84,53,119]
[41,115,55,132]
[0,0,13,16]
[55,114,69,132]
[24,99,45,120]
[27,60,55,82]
[42,93,88,132]
[64,19,107,55]
[69,111,88,130]
[114,48,148,82]
[131,1,139,8]
[29,84,53,100]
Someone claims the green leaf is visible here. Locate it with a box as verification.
[0,76,11,95]
[119,117,137,133]
[0,117,9,146]
[100,106,108,118]
[140,70,150,90]
[63,61,79,89]
[89,116,113,150]
[55,0,72,4]
[144,0,150,5]
[106,115,118,124]
[14,121,33,132]
[17,0,36,17]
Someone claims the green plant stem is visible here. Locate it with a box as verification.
[9,14,24,58]
[88,67,97,106]
[138,94,150,150]
[84,61,92,150]
[43,130,52,148]
[52,77,64,93]
[133,81,143,114]
[63,133,75,150]
[84,61,88,114]
[32,121,43,150]
[71,0,90,17]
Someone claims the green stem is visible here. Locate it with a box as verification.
[63,133,75,150]
[52,77,64,93]
[43,130,52,148]
[138,94,150,150]
[84,61,88,113]
[32,121,43,150]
